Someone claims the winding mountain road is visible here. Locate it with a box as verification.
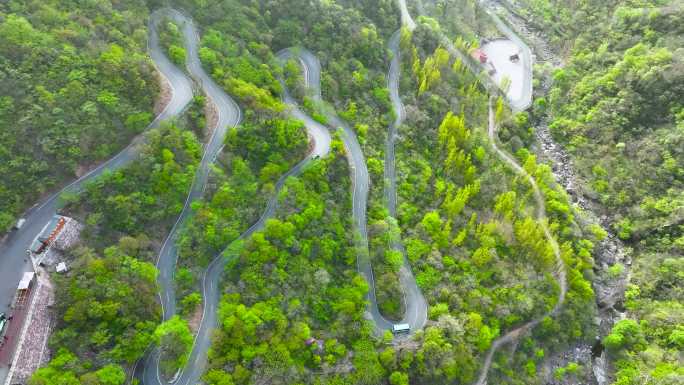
[278,44,429,335]
[279,47,397,333]
[141,9,242,385]
[150,7,241,325]
[384,29,428,333]
[276,49,331,159]
[137,11,331,385]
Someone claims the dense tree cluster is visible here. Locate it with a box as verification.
[205,142,387,384]
[0,0,157,231]
[386,22,597,384]
[416,0,500,45]
[546,7,683,245]
[158,17,186,66]
[155,315,194,377]
[512,0,623,48]
[175,114,309,294]
[65,122,201,250]
[31,250,159,385]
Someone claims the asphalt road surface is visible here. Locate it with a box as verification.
[398,0,417,30]
[385,29,428,334]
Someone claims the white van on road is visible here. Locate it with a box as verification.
[14,218,26,230]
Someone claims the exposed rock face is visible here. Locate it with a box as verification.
[593,351,610,385]
[536,119,631,319]
[532,67,632,374]
[539,344,597,385]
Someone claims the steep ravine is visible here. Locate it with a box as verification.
[536,107,631,385]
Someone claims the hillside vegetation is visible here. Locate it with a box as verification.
[518,0,684,383]
[31,121,200,384]
[7,1,681,385]
[0,0,157,231]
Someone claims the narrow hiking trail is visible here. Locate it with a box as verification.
[473,99,567,385]
[482,3,633,383]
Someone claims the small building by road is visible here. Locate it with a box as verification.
[30,215,82,268]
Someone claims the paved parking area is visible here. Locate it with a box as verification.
[481,39,525,105]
